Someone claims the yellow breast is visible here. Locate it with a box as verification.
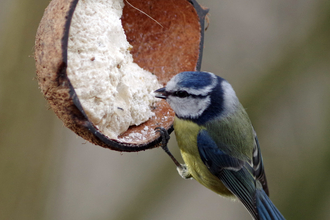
[173,117,233,197]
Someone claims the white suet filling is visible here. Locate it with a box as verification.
[67,0,161,139]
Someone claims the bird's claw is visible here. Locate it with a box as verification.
[177,164,193,179]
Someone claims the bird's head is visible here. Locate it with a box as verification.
[155,71,239,124]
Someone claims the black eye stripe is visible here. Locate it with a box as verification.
[171,90,211,98]
[173,91,189,98]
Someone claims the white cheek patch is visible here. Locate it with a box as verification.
[221,81,239,116]
[167,96,211,118]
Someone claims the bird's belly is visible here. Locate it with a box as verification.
[174,118,233,197]
[180,149,233,197]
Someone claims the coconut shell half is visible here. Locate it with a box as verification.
[35,0,208,152]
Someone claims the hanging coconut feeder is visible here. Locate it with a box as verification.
[35,0,208,152]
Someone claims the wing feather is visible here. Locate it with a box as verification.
[253,129,269,195]
[197,129,259,218]
[197,126,285,219]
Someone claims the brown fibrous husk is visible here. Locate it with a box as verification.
[35,0,206,151]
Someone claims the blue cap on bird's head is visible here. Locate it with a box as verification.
[165,71,219,97]
[155,71,219,98]
[170,71,217,90]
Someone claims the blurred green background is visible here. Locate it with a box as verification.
[1,0,330,219]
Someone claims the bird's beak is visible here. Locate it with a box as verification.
[154,87,168,99]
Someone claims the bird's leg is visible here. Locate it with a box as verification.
[155,127,192,179]
[155,127,181,167]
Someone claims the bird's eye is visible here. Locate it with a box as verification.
[173,91,189,98]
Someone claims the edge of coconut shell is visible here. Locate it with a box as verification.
[35,0,209,152]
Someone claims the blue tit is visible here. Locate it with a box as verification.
[155,71,285,220]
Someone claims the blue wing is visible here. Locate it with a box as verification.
[197,129,285,220]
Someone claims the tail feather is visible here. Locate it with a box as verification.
[256,189,285,220]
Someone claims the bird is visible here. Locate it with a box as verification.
[154,71,285,220]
